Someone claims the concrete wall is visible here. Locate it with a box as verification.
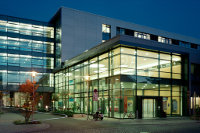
[60,7,200,61]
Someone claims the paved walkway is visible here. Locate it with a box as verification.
[0,112,49,133]
[0,111,200,133]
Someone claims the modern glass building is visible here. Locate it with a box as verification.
[0,6,199,117]
[0,15,55,107]
[50,7,200,116]
[54,35,189,118]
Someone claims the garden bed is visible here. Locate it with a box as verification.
[52,110,74,117]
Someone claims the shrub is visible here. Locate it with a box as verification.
[196,107,200,116]
[53,110,74,117]
[64,110,74,117]
[38,108,46,112]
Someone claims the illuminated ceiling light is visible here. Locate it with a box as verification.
[173,58,180,61]
[90,64,98,68]
[120,65,128,67]
[0,70,7,73]
[94,71,98,73]
[66,73,72,76]
[99,68,107,71]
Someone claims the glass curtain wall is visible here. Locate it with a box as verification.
[54,46,183,118]
[0,16,55,106]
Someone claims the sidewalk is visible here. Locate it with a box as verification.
[0,112,49,133]
[0,111,197,133]
[72,114,195,125]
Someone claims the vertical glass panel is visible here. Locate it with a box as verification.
[90,63,98,75]
[137,57,158,72]
[137,70,158,77]
[8,54,19,66]
[137,50,158,58]
[0,54,7,65]
[20,57,31,67]
[160,60,171,72]
[90,57,97,64]
[160,84,171,115]
[172,55,181,62]
[99,58,108,72]
[172,85,181,115]
[172,74,181,79]
[121,54,135,69]
[112,47,120,55]
[7,71,19,83]
[75,68,81,83]
[99,58,109,78]
[160,72,171,79]
[121,47,135,55]
[172,55,181,74]
[0,20,7,32]
[113,55,120,69]
[160,53,171,60]
[99,53,108,60]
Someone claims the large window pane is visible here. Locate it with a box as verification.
[160,53,171,60]
[121,47,135,55]
[137,50,158,58]
[137,57,158,71]
[121,54,135,69]
[160,60,171,72]
[172,55,181,74]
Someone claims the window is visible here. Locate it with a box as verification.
[116,27,125,35]
[150,34,158,41]
[179,41,190,48]
[102,24,111,42]
[158,36,172,44]
[172,39,179,45]
[191,43,198,49]
[134,32,150,40]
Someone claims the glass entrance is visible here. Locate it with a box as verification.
[142,99,155,118]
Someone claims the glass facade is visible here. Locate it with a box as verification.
[54,45,186,118]
[0,15,55,106]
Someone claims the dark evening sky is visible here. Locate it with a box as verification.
[0,0,199,39]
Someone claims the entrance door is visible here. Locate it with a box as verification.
[142,99,155,118]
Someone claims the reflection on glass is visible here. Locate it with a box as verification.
[137,50,158,58]
[54,46,183,117]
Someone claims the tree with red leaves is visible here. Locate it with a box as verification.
[19,79,39,123]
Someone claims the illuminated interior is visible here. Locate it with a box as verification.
[54,46,184,118]
[0,16,55,107]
